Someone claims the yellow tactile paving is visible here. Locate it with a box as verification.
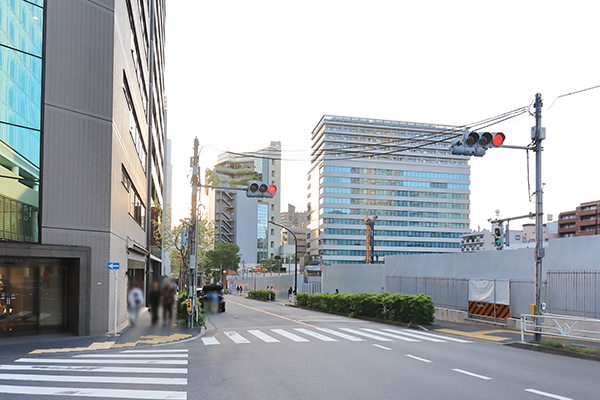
[435,328,512,342]
[29,341,115,355]
[138,334,191,344]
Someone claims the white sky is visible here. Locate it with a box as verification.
[165,0,600,231]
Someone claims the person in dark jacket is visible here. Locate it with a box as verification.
[148,281,161,326]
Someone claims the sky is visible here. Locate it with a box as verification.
[165,0,600,232]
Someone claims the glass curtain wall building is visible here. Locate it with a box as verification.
[308,115,471,265]
[0,0,43,243]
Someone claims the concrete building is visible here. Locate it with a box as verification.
[207,142,281,265]
[558,200,600,238]
[522,221,559,242]
[308,115,471,266]
[0,0,167,336]
[281,204,309,228]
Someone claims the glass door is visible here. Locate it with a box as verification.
[0,267,38,335]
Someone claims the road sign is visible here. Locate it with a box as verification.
[107,262,120,270]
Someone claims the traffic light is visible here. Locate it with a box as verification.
[451,132,505,157]
[246,181,277,198]
[493,226,504,249]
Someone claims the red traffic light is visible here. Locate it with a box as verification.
[267,185,277,195]
[492,132,505,147]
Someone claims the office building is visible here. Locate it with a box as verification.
[207,142,281,265]
[308,115,471,265]
[0,0,166,336]
[558,200,600,237]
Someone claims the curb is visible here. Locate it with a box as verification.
[504,341,600,362]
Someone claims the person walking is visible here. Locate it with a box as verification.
[288,287,293,302]
[162,279,175,326]
[127,282,144,326]
[148,281,161,326]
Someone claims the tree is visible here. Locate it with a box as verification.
[203,242,241,282]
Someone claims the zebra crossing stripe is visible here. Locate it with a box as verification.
[361,328,420,342]
[0,373,187,385]
[271,329,309,342]
[15,358,187,365]
[247,330,280,343]
[0,365,187,374]
[202,337,220,345]
[224,331,250,344]
[317,328,364,341]
[74,354,187,358]
[339,328,393,341]
[294,328,337,342]
[0,385,187,399]
[413,330,473,343]
[120,349,189,353]
[381,329,446,342]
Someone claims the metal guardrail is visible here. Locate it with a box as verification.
[520,314,600,343]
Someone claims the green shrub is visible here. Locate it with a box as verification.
[296,292,435,325]
[248,290,276,301]
[176,291,205,327]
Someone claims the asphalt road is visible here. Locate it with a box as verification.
[0,296,597,399]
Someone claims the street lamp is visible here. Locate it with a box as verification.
[268,220,297,295]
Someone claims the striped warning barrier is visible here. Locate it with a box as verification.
[468,301,510,319]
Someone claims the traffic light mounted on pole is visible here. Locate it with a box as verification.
[246,181,277,198]
[493,226,504,249]
[451,131,505,156]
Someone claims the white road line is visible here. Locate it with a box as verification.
[271,329,310,342]
[362,328,420,342]
[452,369,492,380]
[0,385,187,399]
[405,354,432,363]
[416,330,473,343]
[15,358,187,365]
[202,337,220,346]
[339,328,393,341]
[74,354,187,358]
[247,330,280,343]
[524,389,574,400]
[120,349,189,353]
[381,329,445,342]
[317,328,364,341]
[0,373,187,385]
[224,331,251,344]
[294,328,337,342]
[372,344,392,351]
[0,365,187,374]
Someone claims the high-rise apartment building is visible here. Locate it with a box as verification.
[0,0,166,336]
[207,142,281,264]
[308,115,471,265]
[558,200,600,237]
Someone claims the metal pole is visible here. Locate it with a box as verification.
[533,93,544,343]
[114,270,118,336]
[269,221,297,294]
[189,138,200,328]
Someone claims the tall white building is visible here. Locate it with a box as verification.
[207,142,281,264]
[308,116,471,265]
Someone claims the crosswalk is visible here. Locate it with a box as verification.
[0,349,188,399]
[201,326,472,346]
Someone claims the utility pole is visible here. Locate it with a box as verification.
[188,138,200,328]
[364,216,377,264]
[533,93,545,343]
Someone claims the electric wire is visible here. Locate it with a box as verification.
[546,84,600,110]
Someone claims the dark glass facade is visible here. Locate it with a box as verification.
[0,0,43,242]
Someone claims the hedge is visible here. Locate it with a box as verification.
[295,292,435,325]
[247,290,276,302]
[176,291,205,327]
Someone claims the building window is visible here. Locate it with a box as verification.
[271,229,274,235]
[123,75,147,172]
[122,166,145,229]
[271,241,274,248]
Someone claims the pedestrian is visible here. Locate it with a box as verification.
[288,286,293,302]
[162,279,175,326]
[335,289,340,294]
[127,282,144,326]
[148,281,161,326]
[240,286,243,295]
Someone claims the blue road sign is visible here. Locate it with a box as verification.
[107,262,120,270]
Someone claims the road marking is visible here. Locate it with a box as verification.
[362,328,420,342]
[224,331,250,344]
[0,365,187,374]
[524,389,573,400]
[247,330,280,343]
[373,344,392,351]
[202,337,220,346]
[74,354,186,358]
[452,368,492,380]
[28,341,116,355]
[436,328,510,342]
[295,328,337,342]
[0,385,187,399]
[227,299,320,328]
[0,373,187,385]
[407,330,472,343]
[121,349,189,353]
[271,329,310,342]
[15,358,187,365]
[405,354,432,363]
[382,329,445,342]
[339,328,393,341]
[318,328,364,341]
